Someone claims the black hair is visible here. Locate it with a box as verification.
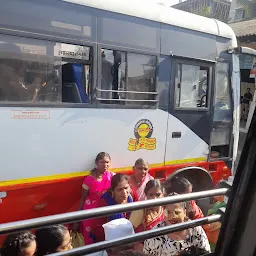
[1,232,36,256]
[167,192,186,210]
[119,250,151,256]
[91,152,111,173]
[164,176,192,195]
[95,152,111,163]
[111,173,129,191]
[179,246,209,256]
[134,158,149,167]
[36,225,68,256]
[144,179,165,195]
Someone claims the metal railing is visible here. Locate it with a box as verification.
[96,88,159,95]
[95,97,159,102]
[0,188,228,256]
[95,87,159,102]
[52,215,221,256]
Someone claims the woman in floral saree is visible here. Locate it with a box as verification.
[129,179,165,232]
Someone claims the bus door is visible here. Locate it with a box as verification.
[165,58,214,164]
[209,61,233,163]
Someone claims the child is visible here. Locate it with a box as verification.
[129,158,153,201]
[143,193,211,256]
[164,176,204,219]
[1,232,36,256]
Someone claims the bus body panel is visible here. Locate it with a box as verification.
[0,108,210,181]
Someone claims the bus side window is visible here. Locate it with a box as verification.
[175,63,209,109]
[57,43,91,104]
[0,34,92,105]
[99,49,158,106]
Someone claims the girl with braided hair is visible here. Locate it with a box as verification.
[1,232,36,256]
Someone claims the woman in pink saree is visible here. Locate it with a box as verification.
[72,152,114,245]
[128,158,153,201]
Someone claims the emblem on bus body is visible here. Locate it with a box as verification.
[128,119,156,151]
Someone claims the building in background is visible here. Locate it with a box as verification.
[172,0,231,23]
[229,20,256,129]
[229,0,256,23]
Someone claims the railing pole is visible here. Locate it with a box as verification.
[0,188,228,235]
[50,215,222,256]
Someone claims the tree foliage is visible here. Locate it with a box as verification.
[194,6,211,17]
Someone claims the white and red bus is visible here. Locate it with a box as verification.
[0,0,240,240]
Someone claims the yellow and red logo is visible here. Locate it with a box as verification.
[128,119,156,151]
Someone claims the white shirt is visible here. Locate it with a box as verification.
[143,221,211,256]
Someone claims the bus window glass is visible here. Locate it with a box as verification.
[0,34,91,104]
[126,53,156,105]
[213,62,232,121]
[175,64,209,109]
[100,49,126,101]
[100,49,157,105]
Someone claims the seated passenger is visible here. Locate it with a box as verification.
[164,177,204,220]
[129,179,165,233]
[36,225,72,255]
[129,159,154,201]
[1,232,36,256]
[73,152,115,245]
[91,173,134,242]
[143,193,210,256]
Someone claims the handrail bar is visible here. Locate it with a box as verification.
[95,97,159,102]
[96,87,159,95]
[0,188,228,235]
[50,214,222,256]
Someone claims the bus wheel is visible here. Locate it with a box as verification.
[165,166,214,215]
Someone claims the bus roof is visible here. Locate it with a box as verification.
[62,0,237,43]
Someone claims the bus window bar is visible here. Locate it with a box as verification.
[0,188,228,235]
[50,214,222,256]
[96,88,159,95]
[95,97,159,102]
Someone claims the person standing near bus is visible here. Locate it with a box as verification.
[72,152,115,245]
[129,159,154,201]
[242,88,253,121]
